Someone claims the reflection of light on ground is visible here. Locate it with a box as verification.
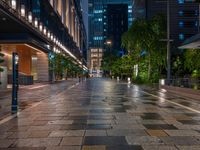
[131,85,140,98]
[160,89,167,93]
[158,89,167,103]
[28,85,48,90]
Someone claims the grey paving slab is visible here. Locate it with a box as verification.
[0,78,200,149]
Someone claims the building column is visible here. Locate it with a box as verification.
[66,0,70,31]
[37,52,49,82]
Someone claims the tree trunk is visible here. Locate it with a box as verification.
[148,54,151,80]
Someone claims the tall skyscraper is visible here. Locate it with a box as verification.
[88,0,133,76]
[133,0,199,54]
[105,4,128,52]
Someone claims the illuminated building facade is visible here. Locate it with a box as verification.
[0,0,87,87]
[88,0,133,76]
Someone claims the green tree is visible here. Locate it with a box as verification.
[49,53,83,80]
[121,14,167,82]
[184,49,200,78]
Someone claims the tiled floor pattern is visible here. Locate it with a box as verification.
[0,78,200,149]
[0,79,78,120]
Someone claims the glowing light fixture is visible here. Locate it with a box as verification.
[47,31,50,38]
[28,12,32,23]
[20,5,25,17]
[43,26,47,35]
[34,18,38,28]
[39,23,43,32]
[11,0,17,10]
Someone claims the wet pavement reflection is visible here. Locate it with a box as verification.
[0,78,200,150]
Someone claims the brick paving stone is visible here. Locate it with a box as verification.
[11,138,62,147]
[0,139,16,148]
[45,146,81,150]
[28,131,50,138]
[85,130,107,136]
[142,145,178,150]
[164,129,200,136]
[160,136,200,145]
[0,79,200,149]
[176,146,200,150]
[107,129,148,136]
[126,136,164,145]
[0,148,46,150]
[82,145,106,150]
[8,131,30,139]
[60,137,83,146]
[146,130,169,137]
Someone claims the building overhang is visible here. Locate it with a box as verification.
[0,33,51,53]
[179,33,200,49]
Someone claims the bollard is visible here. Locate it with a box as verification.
[12,53,19,114]
[128,77,131,84]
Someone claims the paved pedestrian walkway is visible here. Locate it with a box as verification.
[0,79,79,120]
[0,78,200,150]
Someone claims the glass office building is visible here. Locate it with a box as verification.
[88,0,133,76]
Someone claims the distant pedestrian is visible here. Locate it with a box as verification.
[78,75,81,82]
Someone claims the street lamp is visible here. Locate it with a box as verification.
[156,0,172,85]
[105,40,112,76]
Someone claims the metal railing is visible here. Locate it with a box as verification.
[165,78,200,90]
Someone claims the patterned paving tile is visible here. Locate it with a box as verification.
[144,124,177,130]
[142,145,178,150]
[164,130,200,136]
[83,136,128,146]
[0,79,200,149]
[160,136,200,145]
[60,137,83,146]
[126,136,164,145]
[146,130,168,137]
[82,145,106,150]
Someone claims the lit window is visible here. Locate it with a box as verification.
[179,21,184,27]
[128,10,132,13]
[93,36,103,41]
[179,11,184,16]
[195,21,198,27]
[128,18,133,21]
[178,0,184,4]
[94,10,103,13]
[179,33,184,40]
[128,5,132,9]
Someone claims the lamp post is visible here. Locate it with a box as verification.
[106,40,112,76]
[156,0,172,85]
[12,52,19,114]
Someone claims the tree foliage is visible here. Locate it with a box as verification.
[49,53,83,80]
[120,14,167,83]
[184,49,200,78]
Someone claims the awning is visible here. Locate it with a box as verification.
[179,33,200,49]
